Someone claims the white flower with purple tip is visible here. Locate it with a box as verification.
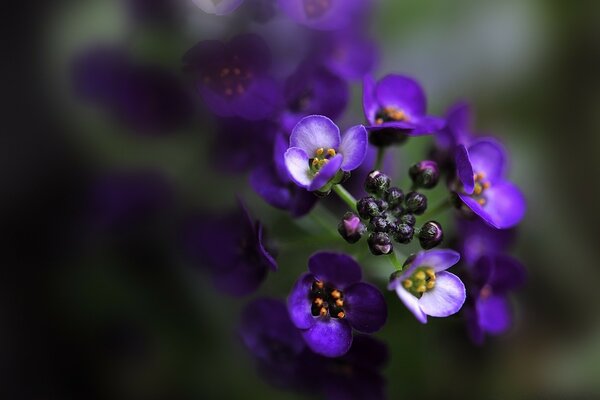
[284,115,368,192]
[388,249,466,324]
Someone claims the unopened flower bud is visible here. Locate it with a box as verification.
[405,191,428,215]
[370,216,389,232]
[398,213,416,227]
[409,160,440,189]
[385,187,404,208]
[393,223,414,244]
[364,170,391,196]
[418,221,444,249]
[375,199,389,213]
[357,196,381,220]
[368,232,393,255]
[338,212,366,244]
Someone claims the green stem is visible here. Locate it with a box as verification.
[388,251,404,271]
[374,148,386,171]
[421,197,452,220]
[332,184,358,212]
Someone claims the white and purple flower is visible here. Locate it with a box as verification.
[284,115,367,192]
[388,249,466,324]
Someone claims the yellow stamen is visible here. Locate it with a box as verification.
[319,307,328,317]
[416,285,426,293]
[326,148,336,157]
[331,290,341,299]
[477,198,486,206]
[415,271,426,280]
[335,299,344,307]
[314,280,324,289]
[426,281,435,289]
[403,279,413,288]
[314,298,324,306]
[337,311,345,319]
[425,268,436,279]
[315,148,324,156]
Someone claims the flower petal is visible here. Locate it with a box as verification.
[213,258,268,297]
[467,139,506,183]
[343,282,387,333]
[459,181,526,229]
[418,271,466,317]
[256,223,277,271]
[375,74,426,116]
[307,154,343,191]
[301,318,353,357]
[308,252,362,289]
[339,125,367,171]
[250,165,292,210]
[287,273,316,329]
[362,74,378,124]
[410,249,461,273]
[455,144,474,194]
[232,76,281,120]
[405,115,445,136]
[477,294,512,334]
[394,285,427,324]
[290,115,340,155]
[284,147,311,188]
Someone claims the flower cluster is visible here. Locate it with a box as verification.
[70,0,529,396]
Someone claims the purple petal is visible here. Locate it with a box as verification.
[375,74,426,117]
[339,125,367,172]
[273,133,290,182]
[365,121,414,131]
[405,115,446,136]
[467,139,506,183]
[250,165,292,210]
[228,33,272,72]
[458,218,515,266]
[301,318,353,357]
[444,101,472,146]
[284,147,311,188]
[465,304,485,345]
[324,34,378,81]
[410,249,461,273]
[290,115,340,155]
[213,258,268,297]
[256,223,277,271]
[199,86,234,117]
[455,144,474,194]
[343,282,387,333]
[477,294,512,334]
[307,154,342,191]
[459,181,526,229]
[232,76,281,120]
[481,255,527,293]
[362,75,378,124]
[393,285,427,324]
[287,272,316,329]
[308,252,362,289]
[418,271,466,317]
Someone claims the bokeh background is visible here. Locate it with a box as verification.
[4,0,600,398]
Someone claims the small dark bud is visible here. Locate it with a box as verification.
[367,232,393,255]
[398,213,416,227]
[364,170,391,196]
[370,216,389,232]
[393,223,414,244]
[375,199,389,213]
[405,191,428,215]
[409,160,440,189]
[385,187,404,207]
[338,212,366,244]
[357,196,381,220]
[418,221,444,249]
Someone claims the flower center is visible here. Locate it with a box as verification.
[202,58,254,98]
[310,279,346,319]
[289,89,313,113]
[303,0,331,19]
[480,284,493,300]
[309,147,336,172]
[471,172,491,206]
[402,267,436,298]
[375,106,410,125]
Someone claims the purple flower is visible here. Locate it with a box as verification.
[183,201,277,297]
[454,138,526,229]
[192,0,244,15]
[315,30,379,81]
[284,115,368,192]
[388,249,466,324]
[465,255,526,345]
[437,101,475,150]
[183,34,281,120]
[363,74,445,146]
[457,218,515,267]
[251,134,318,217]
[278,0,367,31]
[287,252,387,357]
[281,62,349,133]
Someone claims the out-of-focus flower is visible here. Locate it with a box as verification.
[465,255,526,345]
[72,46,193,134]
[251,134,318,217]
[363,74,445,146]
[278,0,367,30]
[288,252,387,357]
[457,218,515,266]
[388,249,465,323]
[454,138,526,229]
[192,0,245,15]
[183,201,277,297]
[183,34,281,120]
[437,101,474,150]
[284,115,367,192]
[281,62,349,133]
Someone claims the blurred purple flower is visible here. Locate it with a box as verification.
[316,30,378,81]
[363,74,445,146]
[183,201,277,297]
[457,218,516,267]
[183,34,281,120]
[465,255,526,345]
[388,249,465,324]
[455,138,526,229]
[288,252,387,357]
[284,115,367,192]
[251,134,318,217]
[278,0,367,31]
